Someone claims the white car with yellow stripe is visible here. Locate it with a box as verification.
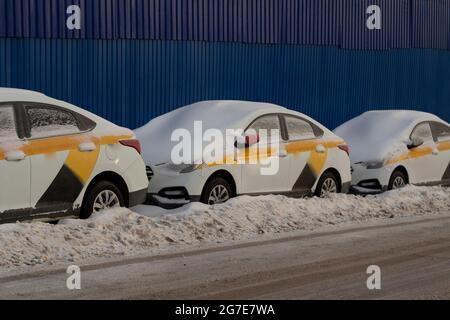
[136,101,351,206]
[335,110,450,193]
[0,88,148,223]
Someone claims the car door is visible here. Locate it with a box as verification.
[240,114,291,194]
[22,103,99,217]
[407,122,441,184]
[0,104,31,220]
[282,115,326,194]
[430,121,450,184]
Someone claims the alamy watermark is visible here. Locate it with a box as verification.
[366,265,381,290]
[63,4,382,32]
[66,265,81,290]
[170,121,282,176]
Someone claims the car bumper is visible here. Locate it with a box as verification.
[146,193,200,209]
[146,165,207,205]
[351,164,393,193]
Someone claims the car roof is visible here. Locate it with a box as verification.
[0,88,48,99]
[360,110,445,124]
[172,100,287,125]
[140,100,326,132]
[0,87,119,129]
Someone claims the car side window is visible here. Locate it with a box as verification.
[247,115,282,140]
[0,105,18,143]
[285,116,316,141]
[431,122,450,142]
[411,122,433,143]
[26,105,80,138]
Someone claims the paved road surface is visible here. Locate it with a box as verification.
[1,215,450,299]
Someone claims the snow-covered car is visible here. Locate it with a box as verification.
[135,101,351,206]
[0,88,148,223]
[334,110,450,193]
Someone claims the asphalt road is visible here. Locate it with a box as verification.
[1,214,450,299]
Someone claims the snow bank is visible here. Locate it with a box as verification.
[0,186,449,270]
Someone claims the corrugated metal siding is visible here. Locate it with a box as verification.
[0,0,450,50]
[1,38,449,129]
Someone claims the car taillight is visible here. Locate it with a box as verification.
[119,139,142,154]
[338,144,350,156]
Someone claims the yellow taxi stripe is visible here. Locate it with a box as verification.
[308,150,328,176]
[386,147,433,166]
[0,134,133,161]
[64,148,101,184]
[287,139,344,176]
[204,139,344,171]
[206,146,276,166]
[438,141,450,152]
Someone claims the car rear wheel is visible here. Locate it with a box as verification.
[201,177,232,205]
[388,171,407,190]
[315,172,340,197]
[80,180,125,219]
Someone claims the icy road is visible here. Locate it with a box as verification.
[0,186,449,299]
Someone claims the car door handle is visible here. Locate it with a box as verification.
[316,144,326,154]
[78,142,97,153]
[5,151,26,162]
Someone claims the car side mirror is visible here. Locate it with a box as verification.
[407,137,424,150]
[235,134,260,148]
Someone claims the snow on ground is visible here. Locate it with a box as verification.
[0,186,449,271]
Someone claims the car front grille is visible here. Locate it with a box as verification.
[146,166,154,181]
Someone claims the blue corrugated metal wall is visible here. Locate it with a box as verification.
[0,0,449,129]
[1,38,449,129]
[1,0,450,50]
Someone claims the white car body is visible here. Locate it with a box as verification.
[334,110,450,193]
[0,88,148,223]
[135,101,351,206]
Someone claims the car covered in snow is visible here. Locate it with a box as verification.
[334,110,450,193]
[0,88,148,223]
[135,101,351,206]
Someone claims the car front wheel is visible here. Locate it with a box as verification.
[388,171,407,190]
[201,177,232,205]
[315,172,340,197]
[80,180,125,219]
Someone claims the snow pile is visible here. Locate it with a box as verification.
[0,186,449,270]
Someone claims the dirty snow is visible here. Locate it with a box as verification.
[0,185,449,270]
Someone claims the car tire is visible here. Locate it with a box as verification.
[80,180,125,219]
[388,171,407,190]
[201,177,233,205]
[315,171,340,197]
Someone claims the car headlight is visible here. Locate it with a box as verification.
[165,163,204,173]
[357,161,384,170]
